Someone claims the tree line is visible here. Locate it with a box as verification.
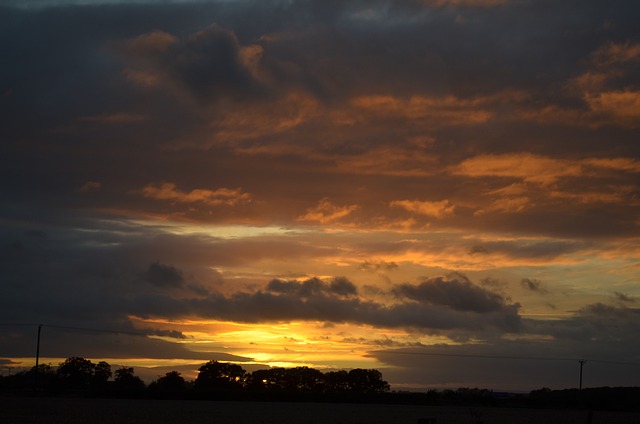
[3,357,639,410]
[0,357,390,400]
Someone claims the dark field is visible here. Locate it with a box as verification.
[1,397,639,424]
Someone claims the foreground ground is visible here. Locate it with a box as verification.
[1,397,639,424]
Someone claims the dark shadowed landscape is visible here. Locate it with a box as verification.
[2,397,640,424]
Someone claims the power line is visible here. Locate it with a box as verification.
[0,322,150,337]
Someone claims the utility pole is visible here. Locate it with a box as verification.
[35,324,42,379]
[579,359,586,390]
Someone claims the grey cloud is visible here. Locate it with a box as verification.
[393,272,512,314]
[0,324,221,361]
[520,278,548,294]
[329,276,358,296]
[145,262,184,288]
[358,259,399,272]
[524,303,640,349]
[266,276,357,298]
[613,291,636,303]
[116,22,268,103]
[129,274,521,334]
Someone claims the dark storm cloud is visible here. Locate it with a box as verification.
[393,273,511,313]
[266,276,358,298]
[115,23,267,102]
[124,273,521,334]
[144,262,185,288]
[0,324,248,362]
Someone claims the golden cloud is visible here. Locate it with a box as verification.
[453,153,583,185]
[474,196,532,216]
[351,94,494,125]
[590,41,640,67]
[584,90,640,126]
[297,198,359,224]
[390,199,456,219]
[142,183,252,206]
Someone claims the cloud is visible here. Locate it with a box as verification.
[559,41,640,128]
[474,196,531,216]
[453,153,640,185]
[297,198,359,224]
[613,292,636,303]
[117,272,522,334]
[453,153,582,185]
[358,260,399,272]
[78,181,102,193]
[519,278,547,295]
[145,262,184,288]
[115,23,266,102]
[142,183,251,206]
[390,199,455,219]
[590,41,640,68]
[266,276,358,298]
[350,94,497,126]
[393,273,514,314]
[583,90,640,126]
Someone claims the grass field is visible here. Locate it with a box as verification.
[1,397,639,423]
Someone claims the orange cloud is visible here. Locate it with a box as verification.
[557,41,640,128]
[474,196,532,216]
[122,69,162,88]
[332,146,438,177]
[198,92,319,149]
[123,30,178,53]
[582,157,640,173]
[548,188,634,205]
[455,153,640,185]
[143,183,251,206]
[453,153,583,185]
[390,199,455,219]
[590,41,640,67]
[297,198,359,224]
[351,94,494,125]
[584,90,640,126]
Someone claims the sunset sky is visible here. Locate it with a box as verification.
[2,0,640,392]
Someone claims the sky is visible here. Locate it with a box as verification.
[1,0,640,392]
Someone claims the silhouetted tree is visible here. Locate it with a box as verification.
[347,369,390,393]
[113,367,145,396]
[323,370,350,393]
[148,371,187,398]
[283,366,324,393]
[27,363,57,391]
[195,360,245,391]
[57,357,95,391]
[92,361,112,388]
[246,367,289,392]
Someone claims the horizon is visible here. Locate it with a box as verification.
[2,0,640,393]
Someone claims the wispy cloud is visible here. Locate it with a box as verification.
[142,183,251,206]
